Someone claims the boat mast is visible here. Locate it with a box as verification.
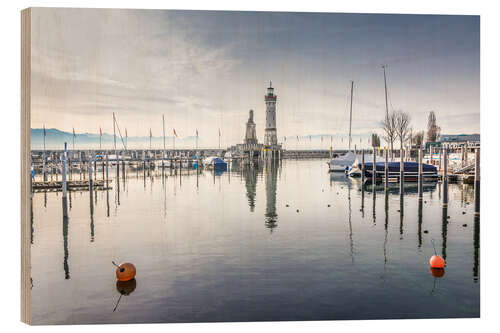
[383,65,389,121]
[349,81,354,151]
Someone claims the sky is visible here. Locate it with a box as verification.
[30,8,480,149]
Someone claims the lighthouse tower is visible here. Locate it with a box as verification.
[264,81,278,146]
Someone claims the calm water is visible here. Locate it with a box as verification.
[30,159,479,324]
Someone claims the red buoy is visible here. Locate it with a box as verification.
[113,261,136,281]
[429,255,445,269]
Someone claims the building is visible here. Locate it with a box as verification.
[230,109,263,156]
[439,134,480,149]
[264,81,278,146]
[245,110,258,145]
[263,81,282,160]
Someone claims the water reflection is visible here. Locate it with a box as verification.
[113,279,137,312]
[90,192,95,242]
[473,215,480,282]
[30,161,480,324]
[62,215,70,280]
[243,165,258,212]
[442,207,448,260]
[418,200,423,248]
[264,162,278,232]
[399,194,404,239]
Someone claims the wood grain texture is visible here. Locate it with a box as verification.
[21,7,31,325]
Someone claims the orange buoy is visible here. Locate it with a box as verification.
[429,255,445,269]
[430,267,445,278]
[114,262,136,281]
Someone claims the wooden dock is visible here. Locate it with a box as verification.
[32,179,112,192]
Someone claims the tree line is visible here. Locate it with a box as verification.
[380,110,440,160]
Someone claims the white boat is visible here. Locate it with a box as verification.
[328,151,357,172]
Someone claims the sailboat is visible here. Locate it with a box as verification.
[328,81,359,172]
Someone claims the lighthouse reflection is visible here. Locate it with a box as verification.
[240,161,278,232]
[242,165,258,212]
[264,162,278,232]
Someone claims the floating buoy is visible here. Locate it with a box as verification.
[285,204,289,207]
[327,204,331,207]
[430,267,445,278]
[296,209,299,213]
[423,230,429,234]
[429,240,446,269]
[113,261,136,281]
[429,255,445,269]
[462,223,467,227]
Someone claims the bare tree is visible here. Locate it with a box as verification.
[427,111,441,142]
[394,111,412,159]
[413,130,424,147]
[381,110,397,160]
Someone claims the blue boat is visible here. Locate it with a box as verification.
[350,161,438,182]
[206,157,228,171]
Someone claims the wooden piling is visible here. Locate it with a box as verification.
[439,148,442,171]
[88,154,93,197]
[430,145,433,165]
[105,151,109,183]
[418,146,423,200]
[461,145,465,168]
[117,151,121,179]
[400,149,405,194]
[442,148,448,208]
[474,148,480,215]
[384,147,389,190]
[372,147,376,187]
[361,150,365,183]
[42,152,46,181]
[62,143,68,217]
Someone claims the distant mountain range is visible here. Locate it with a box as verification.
[30,128,199,150]
[30,128,379,150]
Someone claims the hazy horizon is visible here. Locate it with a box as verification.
[30,8,480,148]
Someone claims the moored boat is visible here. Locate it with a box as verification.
[349,161,438,182]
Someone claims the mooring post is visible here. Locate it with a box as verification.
[461,145,465,168]
[122,155,125,178]
[42,152,46,182]
[384,147,389,190]
[62,143,68,217]
[474,148,480,215]
[465,144,469,165]
[89,153,93,195]
[116,150,120,179]
[372,147,377,187]
[105,151,109,184]
[439,148,442,171]
[430,145,433,165]
[56,155,59,181]
[442,148,448,207]
[79,152,83,180]
[361,149,365,183]
[418,146,423,200]
[400,149,405,194]
[93,151,97,179]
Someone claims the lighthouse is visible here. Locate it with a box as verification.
[264,81,278,147]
